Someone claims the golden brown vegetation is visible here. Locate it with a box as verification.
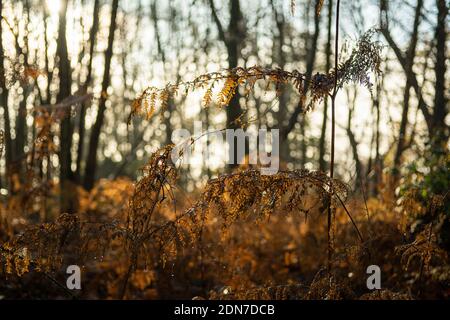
[0,2,448,301]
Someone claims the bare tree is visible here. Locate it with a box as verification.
[380,0,448,146]
[208,0,246,168]
[84,0,119,190]
[390,0,422,182]
[56,0,74,211]
[75,0,100,183]
[0,0,12,191]
[432,0,448,144]
[281,0,321,142]
[345,88,362,187]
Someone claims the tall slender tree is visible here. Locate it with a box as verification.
[0,0,13,191]
[432,0,448,144]
[208,0,246,169]
[56,0,74,211]
[75,0,100,183]
[380,0,448,147]
[84,0,119,190]
[391,0,423,182]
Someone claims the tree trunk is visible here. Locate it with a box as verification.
[225,0,245,169]
[56,0,75,212]
[282,0,321,141]
[392,0,422,182]
[432,0,448,145]
[208,0,245,169]
[380,0,438,141]
[14,1,31,181]
[75,0,100,184]
[84,0,119,190]
[393,85,411,177]
[319,0,333,172]
[43,6,53,105]
[346,91,362,187]
[0,0,13,192]
[270,0,290,163]
[373,79,382,195]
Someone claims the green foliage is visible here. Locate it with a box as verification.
[398,138,449,252]
[399,141,449,217]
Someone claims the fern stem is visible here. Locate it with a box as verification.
[118,259,134,300]
[327,0,340,276]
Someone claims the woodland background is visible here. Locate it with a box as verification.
[0,0,448,300]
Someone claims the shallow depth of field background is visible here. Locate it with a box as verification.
[0,0,448,299]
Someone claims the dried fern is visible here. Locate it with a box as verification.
[396,226,448,275]
[130,31,382,124]
[0,213,125,277]
[196,169,349,227]
[129,66,308,122]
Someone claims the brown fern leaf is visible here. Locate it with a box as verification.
[130,66,307,121]
[202,86,213,107]
[334,29,382,91]
[0,130,4,159]
[190,169,349,227]
[316,0,325,16]
[159,87,170,113]
[395,227,448,274]
[0,213,124,276]
[218,76,239,107]
[125,145,198,270]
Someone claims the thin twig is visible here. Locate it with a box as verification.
[327,0,341,275]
